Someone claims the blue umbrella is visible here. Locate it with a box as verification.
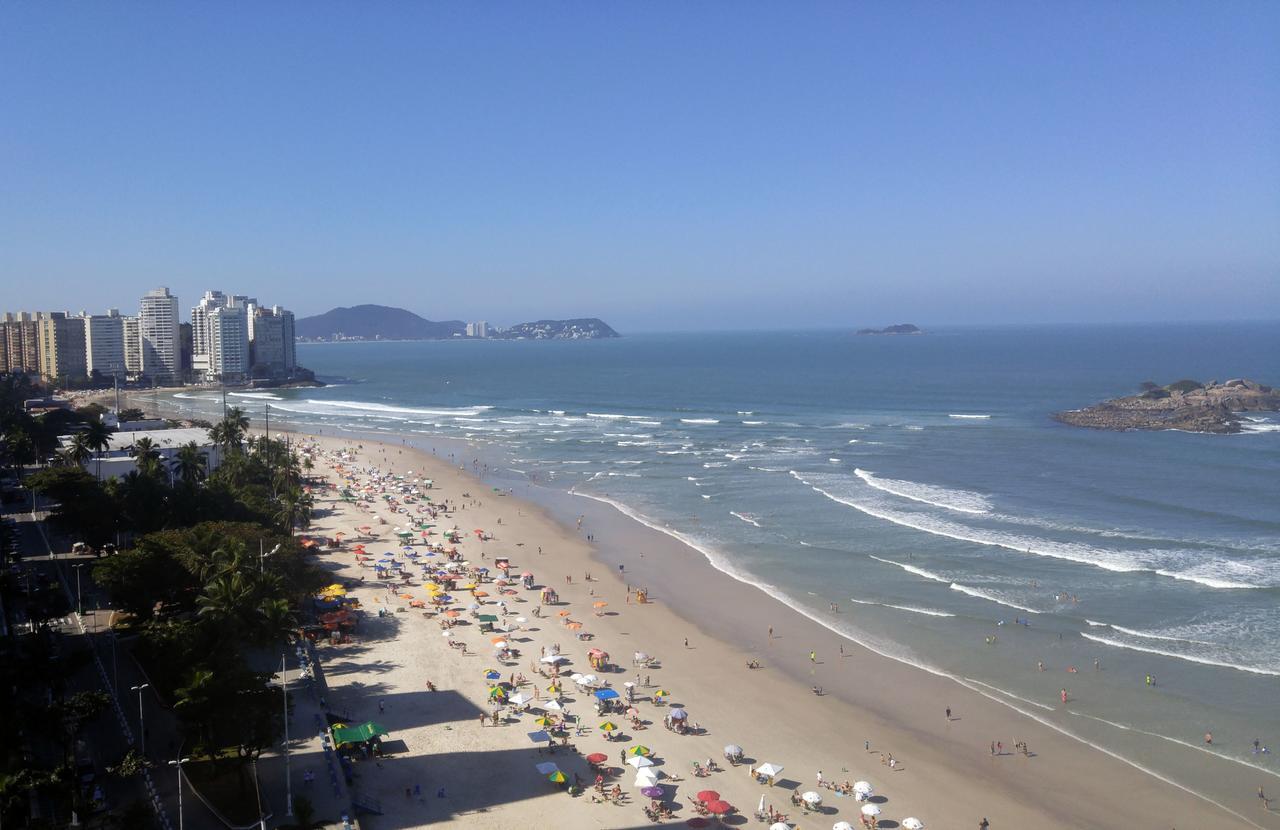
[594,688,620,701]
[485,670,501,680]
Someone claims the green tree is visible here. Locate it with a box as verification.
[130,436,163,478]
[172,441,208,486]
[83,418,117,480]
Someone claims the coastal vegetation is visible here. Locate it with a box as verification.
[0,386,326,825]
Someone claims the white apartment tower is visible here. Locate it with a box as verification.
[83,309,127,378]
[139,287,179,382]
[123,316,142,375]
[208,303,250,381]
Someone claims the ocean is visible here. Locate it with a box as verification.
[162,322,1280,795]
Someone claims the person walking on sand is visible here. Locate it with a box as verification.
[1260,786,1270,810]
[1061,688,1068,703]
[946,706,951,721]
[810,650,817,663]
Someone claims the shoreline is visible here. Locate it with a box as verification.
[123,392,1274,827]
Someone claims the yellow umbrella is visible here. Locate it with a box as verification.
[653,689,670,698]
[534,716,555,727]
[548,770,566,784]
[598,721,618,731]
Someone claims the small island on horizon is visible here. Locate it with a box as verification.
[856,323,923,335]
[1055,378,1279,434]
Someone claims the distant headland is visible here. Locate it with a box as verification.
[296,304,619,342]
[856,323,922,335]
[1055,378,1280,434]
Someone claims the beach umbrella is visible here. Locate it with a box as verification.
[696,790,720,802]
[579,674,599,686]
[770,824,791,830]
[834,823,856,830]
[641,785,664,799]
[802,791,822,805]
[508,692,529,706]
[860,804,881,817]
[598,721,618,732]
[705,800,733,815]
[594,688,619,701]
[484,669,501,680]
[586,753,608,765]
[901,820,925,830]
[669,707,688,720]
[543,699,563,712]
[853,781,873,795]
[532,716,554,727]
[491,640,508,650]
[535,761,559,775]
[653,689,670,698]
[570,673,585,683]
[541,654,568,664]
[755,762,784,778]
[634,774,659,789]
[626,756,654,769]
[548,771,566,784]
[558,610,572,617]
[593,600,607,608]
[488,687,507,700]
[627,745,652,757]
[724,744,743,757]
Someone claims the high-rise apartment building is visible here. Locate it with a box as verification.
[123,316,143,376]
[208,303,250,381]
[37,312,88,382]
[83,309,127,378]
[1,313,41,374]
[139,287,179,382]
[248,305,296,378]
[190,290,226,360]
[466,321,489,338]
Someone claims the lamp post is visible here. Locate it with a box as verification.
[260,541,282,572]
[282,652,292,817]
[130,683,149,754]
[72,562,85,615]
[169,757,190,830]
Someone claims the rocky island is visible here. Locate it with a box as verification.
[856,323,922,335]
[1055,378,1280,434]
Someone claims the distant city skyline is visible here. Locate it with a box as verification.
[1,3,1277,330]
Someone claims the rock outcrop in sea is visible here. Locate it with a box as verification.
[1055,378,1279,434]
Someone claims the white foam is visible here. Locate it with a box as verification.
[680,418,720,425]
[868,555,950,584]
[729,511,763,528]
[1079,632,1279,677]
[948,413,992,419]
[229,391,283,400]
[949,583,1042,614]
[587,412,647,421]
[794,471,1275,590]
[963,677,1054,710]
[854,468,991,514]
[304,399,493,418]
[848,598,955,617]
[742,420,767,425]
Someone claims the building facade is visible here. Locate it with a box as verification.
[139,287,179,382]
[123,316,143,376]
[208,303,250,381]
[1,313,41,374]
[248,305,296,378]
[83,310,127,378]
[37,312,88,382]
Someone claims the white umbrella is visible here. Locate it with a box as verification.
[542,699,563,712]
[626,755,654,769]
[535,761,559,775]
[834,823,856,830]
[802,791,822,805]
[853,780,873,795]
[861,804,881,817]
[725,743,744,756]
[540,654,567,664]
[508,692,529,706]
[634,775,659,788]
[570,673,585,683]
[633,769,660,783]
[755,762,784,778]
[623,681,636,688]
[902,819,925,830]
[770,825,790,830]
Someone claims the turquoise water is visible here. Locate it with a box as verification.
[165,323,1280,792]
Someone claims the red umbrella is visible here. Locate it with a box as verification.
[696,790,720,802]
[705,800,733,815]
[586,753,608,764]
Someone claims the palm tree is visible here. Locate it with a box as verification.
[64,433,93,467]
[209,407,249,455]
[82,419,116,481]
[172,441,208,486]
[196,571,258,636]
[130,436,163,478]
[257,597,298,647]
[2,429,35,481]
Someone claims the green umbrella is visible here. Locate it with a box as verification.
[548,770,566,783]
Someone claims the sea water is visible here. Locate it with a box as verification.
[164,323,1280,793]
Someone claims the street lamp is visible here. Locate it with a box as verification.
[260,541,282,572]
[130,683,149,754]
[72,563,85,615]
[169,757,191,830]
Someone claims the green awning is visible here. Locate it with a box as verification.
[477,614,499,623]
[331,720,389,745]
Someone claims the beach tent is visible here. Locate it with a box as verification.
[755,762,784,778]
[594,688,620,701]
[331,721,389,745]
[626,756,654,769]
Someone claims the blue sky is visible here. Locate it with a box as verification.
[1,3,1277,330]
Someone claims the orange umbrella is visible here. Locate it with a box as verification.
[558,610,572,617]
[566,621,584,630]
[445,609,461,618]
[399,593,414,600]
[473,590,489,598]
[592,601,608,608]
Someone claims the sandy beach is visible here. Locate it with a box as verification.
[279,427,1272,830]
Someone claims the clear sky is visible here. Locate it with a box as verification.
[2,3,1277,331]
